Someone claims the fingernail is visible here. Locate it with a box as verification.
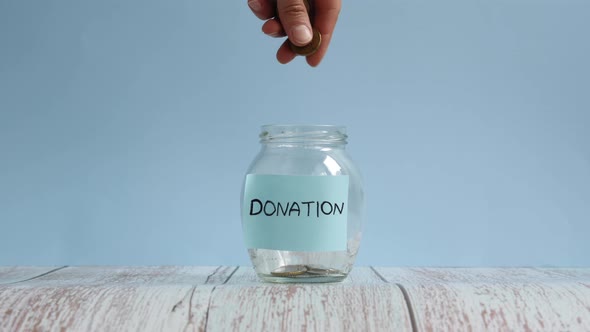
[290,25,312,45]
[248,0,262,12]
[267,31,281,37]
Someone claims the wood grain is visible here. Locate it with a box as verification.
[0,266,235,332]
[375,267,590,332]
[3,266,589,332]
[205,267,412,332]
[0,266,63,285]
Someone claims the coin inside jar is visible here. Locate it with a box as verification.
[305,265,343,275]
[271,265,308,277]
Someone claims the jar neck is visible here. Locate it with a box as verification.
[259,125,348,148]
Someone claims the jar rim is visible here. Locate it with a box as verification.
[259,124,347,144]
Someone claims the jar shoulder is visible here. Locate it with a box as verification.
[246,148,362,179]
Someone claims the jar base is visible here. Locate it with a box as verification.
[247,248,356,284]
[257,273,347,283]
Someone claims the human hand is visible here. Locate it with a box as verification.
[247,0,341,66]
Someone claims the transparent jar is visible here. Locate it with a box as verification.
[241,125,364,283]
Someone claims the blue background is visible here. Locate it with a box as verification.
[1,0,589,266]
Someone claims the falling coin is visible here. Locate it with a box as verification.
[288,28,322,56]
[271,265,308,277]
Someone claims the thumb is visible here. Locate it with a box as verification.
[277,0,313,46]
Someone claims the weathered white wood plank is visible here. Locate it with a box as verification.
[205,267,412,332]
[0,266,63,285]
[0,266,235,332]
[531,267,590,280]
[375,267,590,332]
[4,267,588,332]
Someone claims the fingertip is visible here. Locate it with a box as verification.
[247,0,263,12]
[248,0,276,20]
[277,0,313,46]
[306,56,320,67]
[305,31,334,67]
[289,25,313,46]
[277,41,297,64]
[306,47,324,67]
[262,19,286,38]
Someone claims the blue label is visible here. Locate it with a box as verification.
[242,174,349,252]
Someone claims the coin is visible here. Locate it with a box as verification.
[271,265,308,277]
[289,28,321,56]
[305,265,342,275]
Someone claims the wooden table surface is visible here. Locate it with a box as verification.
[1,266,589,331]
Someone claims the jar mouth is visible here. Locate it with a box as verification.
[260,124,347,144]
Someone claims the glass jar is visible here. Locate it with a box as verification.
[241,125,364,283]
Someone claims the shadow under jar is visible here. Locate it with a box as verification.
[241,125,364,283]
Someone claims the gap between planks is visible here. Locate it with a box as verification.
[203,266,240,331]
[371,266,418,332]
[1,266,69,285]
